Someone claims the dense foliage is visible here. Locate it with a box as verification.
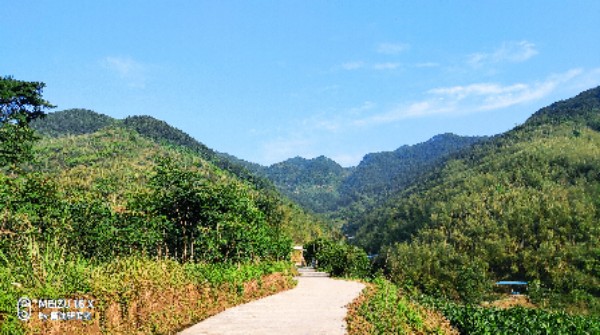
[29,108,114,137]
[354,86,600,313]
[0,77,329,333]
[246,135,484,219]
[30,110,331,243]
[340,133,484,206]
[0,76,53,168]
[2,126,329,263]
[31,110,273,190]
[1,255,296,334]
[346,278,457,335]
[303,238,370,278]
[425,299,600,335]
[261,156,350,213]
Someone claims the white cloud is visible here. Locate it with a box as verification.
[373,62,401,70]
[377,42,410,55]
[428,83,529,100]
[339,61,402,71]
[415,62,440,68]
[350,68,587,126]
[468,41,538,67]
[353,102,454,126]
[341,61,365,70]
[430,68,583,111]
[101,56,148,88]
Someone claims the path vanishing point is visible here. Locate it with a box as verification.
[178,268,365,335]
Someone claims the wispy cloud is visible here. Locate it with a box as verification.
[468,41,538,67]
[352,102,454,126]
[377,42,410,55]
[339,61,401,71]
[415,62,440,68]
[430,68,582,111]
[373,62,401,70]
[316,68,588,129]
[101,56,148,88]
[270,68,595,166]
[341,61,365,70]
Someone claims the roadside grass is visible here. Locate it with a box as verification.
[421,297,600,335]
[346,277,457,335]
[0,250,296,335]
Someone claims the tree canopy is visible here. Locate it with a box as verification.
[0,76,54,167]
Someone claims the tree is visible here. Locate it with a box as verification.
[0,76,54,167]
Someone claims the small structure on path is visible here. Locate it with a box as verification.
[291,245,306,267]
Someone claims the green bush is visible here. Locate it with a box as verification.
[422,298,600,335]
[304,238,370,278]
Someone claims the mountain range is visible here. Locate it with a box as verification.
[32,109,486,216]
[29,85,600,313]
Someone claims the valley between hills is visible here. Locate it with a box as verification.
[2,77,599,334]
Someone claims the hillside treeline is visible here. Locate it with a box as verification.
[355,87,600,313]
[0,76,329,333]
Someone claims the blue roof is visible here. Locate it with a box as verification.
[495,281,528,285]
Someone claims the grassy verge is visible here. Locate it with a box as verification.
[422,298,600,335]
[346,277,457,335]
[0,256,296,335]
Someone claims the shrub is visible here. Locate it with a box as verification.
[304,238,370,278]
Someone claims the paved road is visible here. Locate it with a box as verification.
[178,276,365,335]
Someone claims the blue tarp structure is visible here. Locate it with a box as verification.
[495,281,528,285]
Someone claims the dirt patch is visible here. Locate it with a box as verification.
[484,294,536,309]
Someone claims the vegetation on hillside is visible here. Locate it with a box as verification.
[346,278,458,335]
[243,134,485,233]
[353,86,600,314]
[0,77,327,334]
[261,156,350,213]
[340,133,485,205]
[0,76,54,168]
[31,109,273,190]
[9,75,600,332]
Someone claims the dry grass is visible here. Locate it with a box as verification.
[346,281,458,335]
[23,273,295,335]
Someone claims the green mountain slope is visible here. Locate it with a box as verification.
[246,134,484,218]
[31,109,271,190]
[338,134,485,234]
[28,126,329,244]
[261,156,350,213]
[354,86,600,311]
[30,108,116,136]
[340,133,485,203]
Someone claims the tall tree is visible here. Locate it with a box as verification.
[0,76,54,168]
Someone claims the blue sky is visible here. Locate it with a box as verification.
[3,1,600,166]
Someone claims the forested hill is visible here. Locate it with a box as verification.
[259,156,351,213]
[339,133,485,205]
[31,109,270,189]
[353,86,600,311]
[247,134,485,216]
[32,109,485,217]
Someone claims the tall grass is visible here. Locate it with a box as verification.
[0,236,292,334]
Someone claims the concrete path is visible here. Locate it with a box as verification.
[178,276,365,335]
